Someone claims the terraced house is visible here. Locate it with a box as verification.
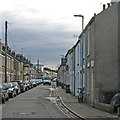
[0,39,2,83]
[58,1,120,111]
[0,40,40,83]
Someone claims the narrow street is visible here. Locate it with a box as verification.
[2,85,67,118]
[0,1,120,120]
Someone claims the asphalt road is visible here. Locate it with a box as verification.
[2,84,68,119]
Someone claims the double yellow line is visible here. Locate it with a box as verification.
[53,87,77,120]
[56,101,77,120]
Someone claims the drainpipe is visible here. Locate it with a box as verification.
[74,47,76,96]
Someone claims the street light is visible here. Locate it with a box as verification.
[74,14,84,103]
[74,14,84,32]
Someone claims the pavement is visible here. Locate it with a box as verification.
[56,86,119,120]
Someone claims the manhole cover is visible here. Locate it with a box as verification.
[16,112,36,115]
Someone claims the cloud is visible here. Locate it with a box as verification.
[0,0,112,68]
[0,10,78,68]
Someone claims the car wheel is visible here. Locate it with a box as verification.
[2,99,5,104]
[26,87,28,91]
[13,91,17,97]
[11,93,14,98]
[6,96,9,101]
[16,90,18,95]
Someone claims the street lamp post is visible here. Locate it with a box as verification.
[74,14,84,103]
[74,14,84,32]
[5,21,8,83]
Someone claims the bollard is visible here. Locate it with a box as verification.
[117,107,120,116]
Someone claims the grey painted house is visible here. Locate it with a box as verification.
[57,2,120,109]
[85,2,120,105]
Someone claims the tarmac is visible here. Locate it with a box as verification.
[56,86,119,120]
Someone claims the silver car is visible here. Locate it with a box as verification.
[3,83,16,98]
[11,82,21,95]
[43,76,51,85]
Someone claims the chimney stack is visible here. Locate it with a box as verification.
[103,4,106,10]
[94,13,96,16]
[107,3,111,8]
[11,51,16,56]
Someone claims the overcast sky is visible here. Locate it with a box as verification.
[0,0,111,68]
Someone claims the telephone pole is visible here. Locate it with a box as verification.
[5,21,8,83]
[37,59,39,70]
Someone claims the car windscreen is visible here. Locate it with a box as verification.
[18,82,23,85]
[12,82,18,86]
[23,81,29,84]
[3,83,11,88]
[44,77,51,80]
[16,81,23,84]
[2,85,6,90]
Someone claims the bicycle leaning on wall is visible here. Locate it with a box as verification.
[77,87,84,103]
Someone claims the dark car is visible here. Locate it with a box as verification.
[110,93,120,112]
[0,85,9,103]
[35,79,39,85]
[13,80,25,93]
[3,83,16,98]
[23,81,30,91]
[11,82,21,95]
[29,81,33,89]
[38,77,43,84]
[38,79,42,84]
[30,80,37,87]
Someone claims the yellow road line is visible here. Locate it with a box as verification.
[56,101,76,120]
[56,102,71,118]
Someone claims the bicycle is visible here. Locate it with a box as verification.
[77,87,84,103]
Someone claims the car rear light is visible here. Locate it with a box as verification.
[21,85,23,87]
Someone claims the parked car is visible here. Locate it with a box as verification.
[23,81,30,91]
[13,80,25,93]
[38,77,43,84]
[29,81,33,88]
[11,82,21,95]
[43,76,51,85]
[52,78,57,82]
[30,80,37,87]
[3,83,16,98]
[0,85,9,103]
[38,78,43,84]
[110,92,120,112]
[35,79,39,85]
